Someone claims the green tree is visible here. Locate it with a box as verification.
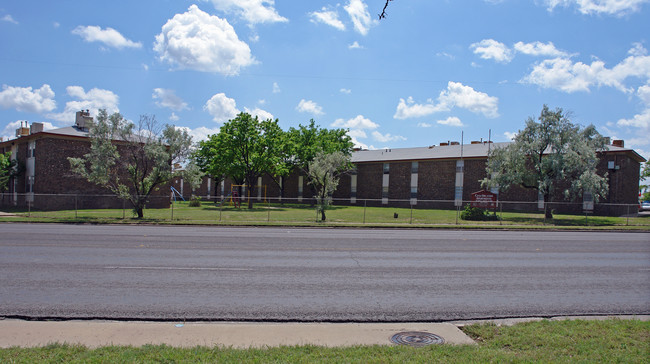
[180,161,205,196]
[640,161,650,202]
[287,120,354,198]
[69,109,192,218]
[308,151,351,221]
[482,105,608,219]
[0,152,17,192]
[194,112,286,209]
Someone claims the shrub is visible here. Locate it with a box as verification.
[460,204,499,221]
[189,195,201,207]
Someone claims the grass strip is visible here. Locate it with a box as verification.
[2,202,649,230]
[1,319,648,363]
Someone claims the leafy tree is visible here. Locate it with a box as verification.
[308,151,351,221]
[180,161,205,196]
[69,109,192,218]
[287,119,354,197]
[0,152,17,192]
[194,112,286,209]
[482,105,608,219]
[640,161,650,202]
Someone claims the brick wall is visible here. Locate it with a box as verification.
[26,136,170,210]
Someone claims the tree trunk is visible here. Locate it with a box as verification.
[246,176,255,210]
[544,193,553,219]
[321,209,326,221]
[135,206,144,219]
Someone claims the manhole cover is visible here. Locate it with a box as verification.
[390,331,445,347]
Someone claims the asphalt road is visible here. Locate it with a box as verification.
[1,223,648,321]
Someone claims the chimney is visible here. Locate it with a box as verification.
[75,110,92,131]
[15,121,29,137]
[450,141,460,145]
[471,141,481,144]
[30,122,44,134]
[612,139,624,148]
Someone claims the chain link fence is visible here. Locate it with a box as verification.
[1,192,646,227]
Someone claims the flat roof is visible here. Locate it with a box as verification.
[351,142,646,163]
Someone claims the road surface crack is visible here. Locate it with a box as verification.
[349,252,362,268]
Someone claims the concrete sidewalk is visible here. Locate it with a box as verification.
[0,320,476,348]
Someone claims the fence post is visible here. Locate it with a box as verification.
[267,199,270,222]
[28,199,31,218]
[410,203,413,224]
[363,199,367,224]
[219,199,222,222]
[122,199,126,219]
[75,194,78,219]
[626,204,629,226]
[499,202,503,226]
[171,200,174,221]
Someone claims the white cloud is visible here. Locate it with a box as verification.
[72,25,142,49]
[344,0,375,36]
[615,83,650,141]
[176,126,220,143]
[348,41,363,49]
[438,82,500,118]
[395,82,499,119]
[272,82,281,93]
[637,83,650,104]
[544,0,649,16]
[522,44,650,93]
[616,108,650,132]
[296,99,324,116]
[437,116,464,127]
[372,131,406,142]
[46,86,119,123]
[332,114,379,130]
[0,84,56,114]
[204,93,239,123]
[347,129,367,139]
[203,0,287,24]
[513,41,568,58]
[523,57,598,92]
[340,88,352,94]
[53,22,60,28]
[153,88,188,111]
[504,131,517,140]
[470,39,514,63]
[244,107,274,120]
[154,5,255,75]
[310,7,345,31]
[393,96,447,119]
[169,112,180,122]
[1,15,18,24]
[417,122,433,128]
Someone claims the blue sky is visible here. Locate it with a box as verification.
[1,0,649,160]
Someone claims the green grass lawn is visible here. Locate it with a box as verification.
[1,200,649,229]
[1,319,647,363]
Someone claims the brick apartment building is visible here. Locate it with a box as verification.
[176,139,644,216]
[1,112,644,216]
[0,111,170,210]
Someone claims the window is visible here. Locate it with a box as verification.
[411,161,418,174]
[383,163,390,174]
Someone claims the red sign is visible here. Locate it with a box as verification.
[471,190,497,209]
